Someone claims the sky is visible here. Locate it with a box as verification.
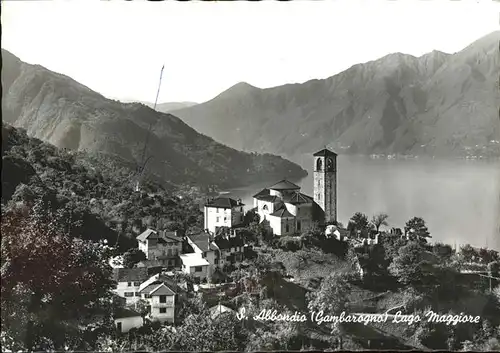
[2,0,499,104]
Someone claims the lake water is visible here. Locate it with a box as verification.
[225,155,500,251]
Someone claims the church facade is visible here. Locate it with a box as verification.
[253,148,338,236]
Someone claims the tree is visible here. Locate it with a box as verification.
[488,261,500,278]
[347,212,373,238]
[134,299,150,324]
[371,212,389,232]
[388,241,435,286]
[1,201,115,351]
[494,286,500,303]
[459,244,478,263]
[432,242,454,263]
[122,248,147,268]
[404,217,431,243]
[307,272,350,349]
[243,208,260,226]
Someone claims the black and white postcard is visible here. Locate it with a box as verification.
[1,0,499,351]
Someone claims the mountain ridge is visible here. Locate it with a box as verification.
[1,49,307,189]
[172,31,500,158]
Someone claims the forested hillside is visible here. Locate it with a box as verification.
[2,123,204,250]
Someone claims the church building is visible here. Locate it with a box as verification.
[253,148,338,236]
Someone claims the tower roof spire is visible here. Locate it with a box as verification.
[313,148,337,157]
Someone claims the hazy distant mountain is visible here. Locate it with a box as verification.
[155,102,198,113]
[125,100,198,113]
[172,31,500,158]
[1,49,306,189]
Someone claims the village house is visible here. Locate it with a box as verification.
[186,230,246,274]
[114,307,144,333]
[204,197,245,234]
[186,232,218,269]
[180,253,210,282]
[137,273,186,324]
[212,231,245,268]
[113,268,149,305]
[136,228,183,269]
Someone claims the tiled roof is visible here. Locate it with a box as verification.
[252,188,270,198]
[136,229,156,242]
[114,307,142,319]
[205,197,244,208]
[180,254,210,267]
[136,229,182,243]
[269,179,301,191]
[113,268,148,283]
[214,235,244,250]
[282,192,314,205]
[313,148,337,157]
[187,233,217,252]
[139,277,181,295]
[269,205,295,218]
[210,304,235,318]
[150,283,176,296]
[256,195,280,202]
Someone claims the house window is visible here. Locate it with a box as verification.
[216,217,220,222]
[297,220,302,231]
[144,294,151,299]
[286,223,290,233]
[116,322,122,332]
[167,248,172,256]
[215,258,219,265]
[159,308,167,314]
[263,205,268,211]
[135,292,141,297]
[224,217,227,222]
[217,208,219,213]
[127,282,132,287]
[202,252,206,258]
[133,282,140,286]
[124,292,134,297]
[159,295,167,303]
[194,266,203,272]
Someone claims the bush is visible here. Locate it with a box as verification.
[275,236,302,252]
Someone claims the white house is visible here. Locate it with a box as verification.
[253,180,317,236]
[139,283,176,323]
[137,273,187,324]
[180,254,210,282]
[204,197,245,234]
[114,308,144,333]
[136,229,183,269]
[113,268,149,305]
[186,232,218,271]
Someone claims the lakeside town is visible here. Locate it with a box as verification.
[99,149,500,350]
[2,128,500,351]
[2,1,499,351]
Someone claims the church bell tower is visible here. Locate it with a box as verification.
[313,148,337,224]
